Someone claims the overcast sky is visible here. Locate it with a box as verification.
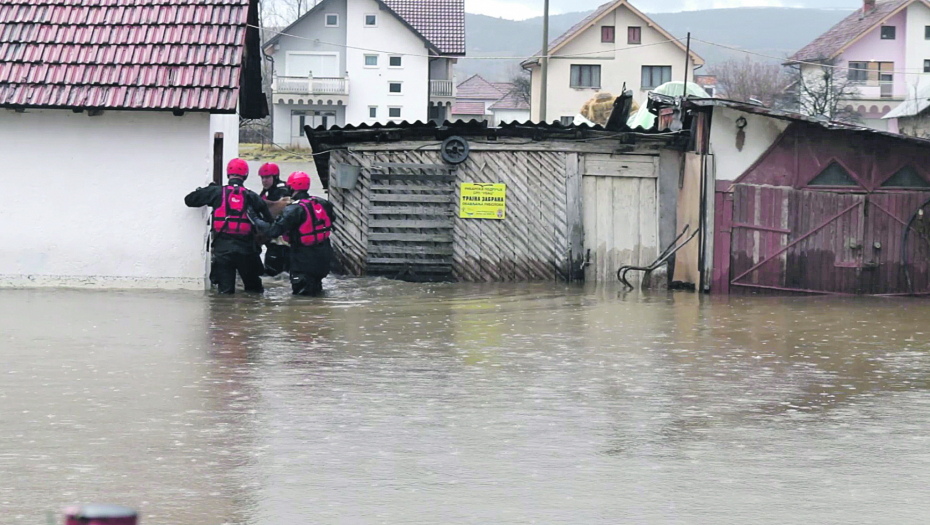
[465,0,862,20]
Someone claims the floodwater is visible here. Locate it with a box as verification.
[3,280,930,524]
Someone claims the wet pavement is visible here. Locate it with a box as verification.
[2,280,930,524]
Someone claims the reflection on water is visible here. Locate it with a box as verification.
[2,280,930,524]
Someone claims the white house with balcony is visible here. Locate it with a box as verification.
[520,0,702,124]
[789,0,930,131]
[263,0,464,146]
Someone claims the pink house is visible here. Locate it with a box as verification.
[789,0,930,131]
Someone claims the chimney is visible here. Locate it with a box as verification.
[863,0,876,13]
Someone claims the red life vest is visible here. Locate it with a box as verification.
[212,185,252,236]
[285,198,332,246]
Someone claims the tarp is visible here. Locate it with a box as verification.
[627,81,710,130]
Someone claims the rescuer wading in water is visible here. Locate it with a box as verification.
[184,158,273,294]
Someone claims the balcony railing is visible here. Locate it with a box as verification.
[273,75,349,96]
[430,79,454,98]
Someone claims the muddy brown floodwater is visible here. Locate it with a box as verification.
[2,279,930,524]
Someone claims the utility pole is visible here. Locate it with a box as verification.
[539,0,549,123]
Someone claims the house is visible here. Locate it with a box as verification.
[788,0,930,131]
[693,75,720,98]
[882,81,930,136]
[657,96,930,295]
[263,0,465,146]
[307,120,682,283]
[451,74,530,125]
[520,0,703,124]
[0,0,265,290]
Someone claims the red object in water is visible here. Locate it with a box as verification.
[64,504,138,525]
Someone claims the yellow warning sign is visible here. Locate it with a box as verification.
[459,183,506,220]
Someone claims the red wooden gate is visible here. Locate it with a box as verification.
[713,184,930,295]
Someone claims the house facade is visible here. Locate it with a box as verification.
[521,0,702,124]
[789,0,930,131]
[263,0,464,146]
[0,0,264,290]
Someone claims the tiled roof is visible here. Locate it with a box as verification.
[0,0,250,112]
[790,0,910,61]
[456,74,506,101]
[451,101,486,115]
[492,82,514,92]
[489,89,530,111]
[382,0,465,56]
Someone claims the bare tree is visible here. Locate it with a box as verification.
[261,0,316,28]
[708,57,789,106]
[510,69,531,105]
[787,60,861,123]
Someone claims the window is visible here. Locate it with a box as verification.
[560,116,574,126]
[429,105,442,120]
[365,14,377,26]
[809,162,859,187]
[849,61,869,83]
[628,26,642,44]
[882,166,930,188]
[926,25,930,39]
[569,65,601,88]
[364,54,378,67]
[881,25,896,39]
[389,82,402,94]
[325,14,339,27]
[389,56,402,67]
[601,26,615,43]
[389,107,401,119]
[704,86,715,97]
[642,65,672,89]
[924,60,930,73]
[369,106,377,119]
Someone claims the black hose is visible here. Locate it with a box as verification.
[901,195,930,293]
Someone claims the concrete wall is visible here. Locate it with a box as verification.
[905,1,930,97]
[709,107,789,181]
[529,3,694,122]
[345,0,431,124]
[0,109,212,289]
[210,114,240,164]
[492,109,531,124]
[898,112,930,138]
[268,0,348,77]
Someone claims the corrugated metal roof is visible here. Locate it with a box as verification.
[0,0,250,112]
[789,0,910,62]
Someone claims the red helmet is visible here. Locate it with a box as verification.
[227,158,249,179]
[287,171,311,191]
[258,162,280,178]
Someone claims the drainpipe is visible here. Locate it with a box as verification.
[539,0,549,123]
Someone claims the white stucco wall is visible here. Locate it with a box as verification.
[268,0,348,76]
[210,113,240,164]
[492,108,531,124]
[709,107,789,181]
[345,0,431,124]
[905,1,930,97]
[0,109,212,289]
[528,3,695,122]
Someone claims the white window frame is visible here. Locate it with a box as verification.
[369,106,378,119]
[284,51,340,77]
[364,13,378,27]
[388,81,403,95]
[364,54,379,68]
[388,106,402,119]
[388,55,403,68]
[325,13,339,27]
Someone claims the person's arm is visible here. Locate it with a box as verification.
[253,204,303,239]
[250,192,274,222]
[184,185,220,208]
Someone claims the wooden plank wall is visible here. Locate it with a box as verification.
[328,147,575,282]
[581,154,659,284]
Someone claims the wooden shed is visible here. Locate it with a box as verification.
[681,99,930,295]
[308,121,684,283]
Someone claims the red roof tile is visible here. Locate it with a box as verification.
[382,0,465,56]
[790,0,910,62]
[0,0,250,112]
[451,101,486,115]
[489,89,529,111]
[456,74,506,101]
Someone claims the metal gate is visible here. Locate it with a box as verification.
[715,184,930,295]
